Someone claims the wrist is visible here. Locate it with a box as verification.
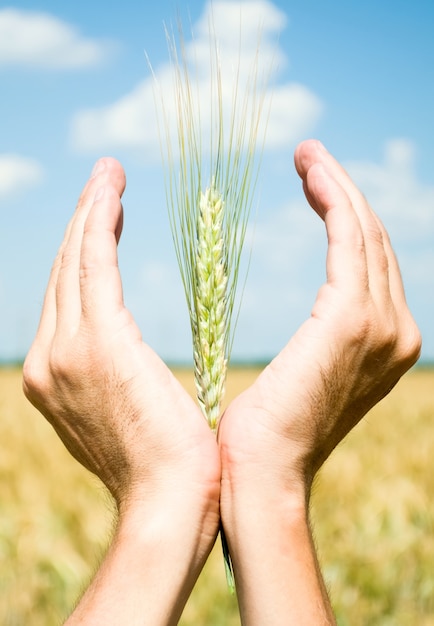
[220,482,335,625]
[219,437,336,625]
[66,486,220,625]
[113,429,222,553]
[218,385,316,512]
[221,472,310,551]
[118,472,221,576]
[219,418,312,517]
[118,482,220,554]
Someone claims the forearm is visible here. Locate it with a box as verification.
[222,483,335,625]
[65,492,219,626]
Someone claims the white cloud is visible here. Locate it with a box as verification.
[191,0,289,75]
[0,8,114,69]
[265,83,322,148]
[345,139,434,244]
[0,154,44,198]
[70,0,322,156]
[72,79,159,152]
[195,0,288,41]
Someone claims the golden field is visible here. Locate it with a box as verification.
[0,366,433,625]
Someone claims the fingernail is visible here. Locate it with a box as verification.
[91,159,106,178]
[316,140,328,154]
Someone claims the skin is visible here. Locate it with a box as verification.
[23,140,421,624]
[23,159,221,624]
[219,140,421,623]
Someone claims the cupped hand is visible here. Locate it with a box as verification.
[219,140,421,499]
[23,158,220,520]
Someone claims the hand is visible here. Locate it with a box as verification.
[218,140,421,624]
[220,139,421,494]
[23,158,220,625]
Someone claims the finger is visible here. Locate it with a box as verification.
[79,179,126,325]
[55,159,126,336]
[314,147,407,312]
[31,225,71,351]
[305,162,369,296]
[31,164,105,349]
[296,141,379,233]
[296,141,392,307]
[371,212,409,309]
[295,140,367,212]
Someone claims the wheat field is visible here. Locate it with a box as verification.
[0,366,433,625]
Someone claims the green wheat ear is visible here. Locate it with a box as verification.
[193,182,229,432]
[151,12,268,591]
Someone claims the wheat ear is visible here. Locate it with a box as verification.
[193,183,228,431]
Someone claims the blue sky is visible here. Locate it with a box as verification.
[0,0,433,363]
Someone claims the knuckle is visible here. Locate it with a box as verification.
[378,320,399,353]
[347,305,400,360]
[47,350,69,380]
[398,319,422,366]
[23,339,88,403]
[22,348,49,403]
[60,246,76,271]
[375,312,422,370]
[48,344,82,382]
